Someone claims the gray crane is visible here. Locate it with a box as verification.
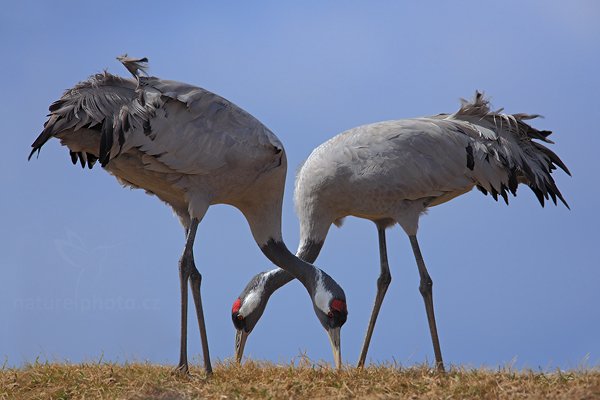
[231,92,570,372]
[29,56,348,374]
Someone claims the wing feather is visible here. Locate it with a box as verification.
[446,91,570,208]
[296,92,570,214]
[30,65,282,177]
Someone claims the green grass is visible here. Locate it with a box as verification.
[2,359,599,399]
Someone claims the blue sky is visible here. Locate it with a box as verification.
[2,1,599,369]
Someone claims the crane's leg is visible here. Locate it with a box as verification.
[175,219,196,374]
[357,225,392,368]
[175,218,213,375]
[189,258,212,373]
[409,234,445,373]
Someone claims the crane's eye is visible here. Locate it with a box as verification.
[327,311,333,318]
[237,314,244,321]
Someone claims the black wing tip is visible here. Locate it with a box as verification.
[562,164,573,177]
[556,192,571,210]
[86,152,98,169]
[499,184,509,205]
[28,147,40,161]
[529,183,571,210]
[476,185,488,196]
[551,189,571,210]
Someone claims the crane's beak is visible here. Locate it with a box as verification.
[235,329,249,363]
[327,326,342,369]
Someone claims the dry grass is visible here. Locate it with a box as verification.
[2,358,599,399]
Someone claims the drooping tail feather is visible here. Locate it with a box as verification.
[453,91,571,209]
[116,54,149,79]
[28,63,147,166]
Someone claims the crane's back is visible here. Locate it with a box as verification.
[30,69,287,223]
[294,93,570,234]
[295,119,474,224]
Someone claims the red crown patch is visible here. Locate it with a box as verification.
[331,299,347,313]
[232,298,242,314]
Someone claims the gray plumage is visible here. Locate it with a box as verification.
[295,91,569,240]
[116,54,149,79]
[29,56,348,373]
[232,92,570,370]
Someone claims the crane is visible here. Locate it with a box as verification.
[231,92,570,372]
[29,56,348,374]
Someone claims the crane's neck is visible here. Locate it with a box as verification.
[239,190,330,296]
[258,239,320,294]
[296,203,331,262]
[251,202,330,295]
[256,236,325,297]
[296,238,324,264]
[240,198,321,293]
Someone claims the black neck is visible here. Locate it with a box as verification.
[260,238,325,295]
[297,238,324,264]
[259,239,321,294]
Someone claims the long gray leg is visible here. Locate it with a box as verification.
[409,234,445,372]
[189,261,212,373]
[175,218,212,374]
[357,225,392,368]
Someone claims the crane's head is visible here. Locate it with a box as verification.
[309,269,347,368]
[232,269,347,368]
[231,272,273,362]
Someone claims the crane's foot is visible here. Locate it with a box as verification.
[173,363,190,376]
